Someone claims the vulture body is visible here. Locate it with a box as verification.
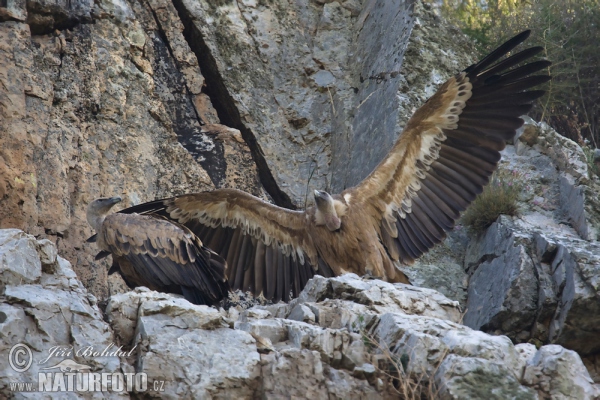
[88,31,551,306]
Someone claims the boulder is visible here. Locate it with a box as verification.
[0,230,120,398]
[1,229,598,398]
[464,121,600,357]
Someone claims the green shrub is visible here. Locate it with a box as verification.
[434,0,600,148]
[462,169,523,233]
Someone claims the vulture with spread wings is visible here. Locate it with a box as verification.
[87,30,550,306]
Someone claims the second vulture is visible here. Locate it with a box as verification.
[87,30,551,305]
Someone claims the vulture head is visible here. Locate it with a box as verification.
[86,196,122,232]
[314,190,342,231]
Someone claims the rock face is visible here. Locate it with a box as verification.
[1,230,598,399]
[0,0,267,300]
[183,0,474,202]
[0,229,121,398]
[464,121,600,377]
[0,0,476,300]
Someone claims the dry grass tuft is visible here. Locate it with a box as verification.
[353,315,447,399]
[462,169,523,234]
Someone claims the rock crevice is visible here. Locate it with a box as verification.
[170,0,292,207]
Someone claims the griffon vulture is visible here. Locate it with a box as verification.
[88,30,551,306]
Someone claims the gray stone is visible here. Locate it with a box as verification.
[0,229,42,285]
[0,0,26,22]
[514,343,538,378]
[0,231,120,398]
[313,273,462,322]
[464,220,538,335]
[373,312,521,378]
[560,174,599,241]
[352,363,377,380]
[540,122,590,180]
[36,238,58,267]
[593,148,600,165]
[235,318,288,345]
[463,214,600,356]
[136,319,261,398]
[522,345,600,399]
[2,229,598,397]
[286,319,367,370]
[533,234,600,355]
[240,308,272,320]
[306,299,375,330]
[312,70,336,87]
[106,287,227,346]
[402,226,470,306]
[288,303,317,324]
[434,354,537,399]
[260,348,390,399]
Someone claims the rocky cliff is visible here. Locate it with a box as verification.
[1,229,598,398]
[1,0,599,398]
[0,0,476,301]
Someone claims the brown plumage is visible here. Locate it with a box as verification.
[87,197,229,305]
[88,31,550,306]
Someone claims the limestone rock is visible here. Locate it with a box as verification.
[288,303,316,324]
[0,229,43,285]
[435,354,537,399]
[2,229,599,398]
[464,218,539,336]
[0,230,120,398]
[0,0,271,301]
[463,120,600,358]
[136,314,260,398]
[402,225,470,306]
[292,273,462,323]
[514,121,600,240]
[464,217,600,356]
[522,345,600,399]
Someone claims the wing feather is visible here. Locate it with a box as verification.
[226,229,243,283]
[275,249,285,303]
[283,255,291,302]
[265,245,276,300]
[254,241,266,296]
[293,257,302,297]
[350,30,550,263]
[100,213,228,305]
[242,238,256,293]
[120,189,319,302]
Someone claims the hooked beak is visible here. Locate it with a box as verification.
[314,190,326,199]
[108,196,122,205]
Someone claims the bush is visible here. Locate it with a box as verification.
[435,0,600,148]
[462,169,523,233]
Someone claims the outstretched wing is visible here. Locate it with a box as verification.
[100,213,229,305]
[120,188,332,302]
[351,30,550,264]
